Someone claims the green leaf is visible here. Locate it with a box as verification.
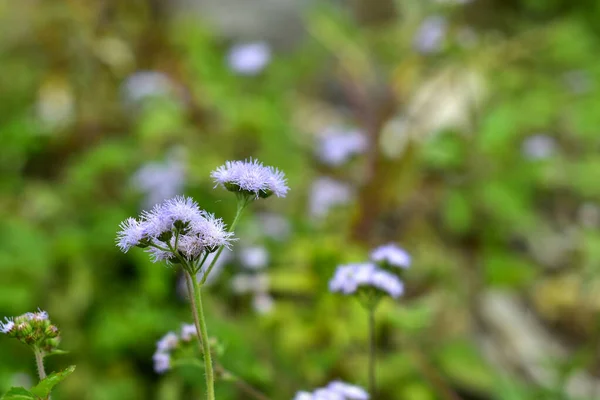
[29,365,76,398]
[1,387,37,400]
[45,349,69,357]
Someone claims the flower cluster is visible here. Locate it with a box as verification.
[153,324,198,374]
[329,243,411,302]
[1,309,60,352]
[211,159,289,200]
[294,381,369,400]
[116,196,234,266]
[329,263,403,299]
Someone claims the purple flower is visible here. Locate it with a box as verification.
[122,71,174,104]
[294,392,314,400]
[414,16,447,54]
[180,323,197,341]
[116,196,234,262]
[0,317,14,334]
[329,263,404,298]
[153,352,171,374]
[227,42,271,75]
[318,127,367,166]
[156,332,179,353]
[211,159,289,199]
[370,243,411,269]
[132,153,186,209]
[309,178,353,219]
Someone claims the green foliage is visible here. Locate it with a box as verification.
[29,366,76,399]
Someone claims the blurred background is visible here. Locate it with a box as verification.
[2,0,600,399]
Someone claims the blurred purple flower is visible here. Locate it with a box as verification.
[294,381,369,400]
[370,243,411,269]
[239,245,270,270]
[318,127,367,166]
[133,154,186,209]
[414,16,447,54]
[521,134,556,160]
[329,263,404,299]
[122,71,173,104]
[227,42,271,76]
[153,352,171,374]
[309,178,353,219]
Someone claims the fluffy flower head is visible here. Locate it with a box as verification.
[370,243,411,269]
[329,263,403,298]
[0,317,14,334]
[116,196,234,263]
[211,159,289,199]
[156,332,179,353]
[227,42,271,75]
[153,352,171,374]
[318,127,367,166]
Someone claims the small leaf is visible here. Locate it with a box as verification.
[45,349,69,357]
[1,387,37,400]
[29,365,76,398]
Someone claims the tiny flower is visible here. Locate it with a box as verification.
[370,243,411,269]
[329,263,404,299]
[227,42,271,76]
[256,212,291,240]
[211,159,289,199]
[0,317,14,334]
[232,273,270,294]
[317,127,367,166]
[153,352,171,374]
[239,245,270,270]
[156,332,179,353]
[180,324,197,341]
[414,16,447,54]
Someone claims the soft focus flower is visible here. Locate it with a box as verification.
[156,332,179,353]
[122,71,173,104]
[232,273,270,294]
[370,243,411,269]
[239,245,270,270]
[309,178,353,219]
[326,381,369,400]
[227,42,271,75]
[180,323,197,341]
[329,263,404,298]
[522,134,556,160]
[116,196,234,262]
[317,127,367,166]
[413,16,447,54]
[211,159,289,199]
[256,212,292,241]
[132,154,186,209]
[0,317,14,334]
[252,293,275,314]
[294,381,369,400]
[153,352,171,374]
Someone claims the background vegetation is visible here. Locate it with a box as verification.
[2,0,600,399]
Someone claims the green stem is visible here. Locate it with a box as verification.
[190,271,215,400]
[201,200,247,284]
[34,349,49,400]
[368,307,376,398]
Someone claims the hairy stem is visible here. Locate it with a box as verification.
[368,308,376,398]
[185,271,215,400]
[34,349,47,380]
